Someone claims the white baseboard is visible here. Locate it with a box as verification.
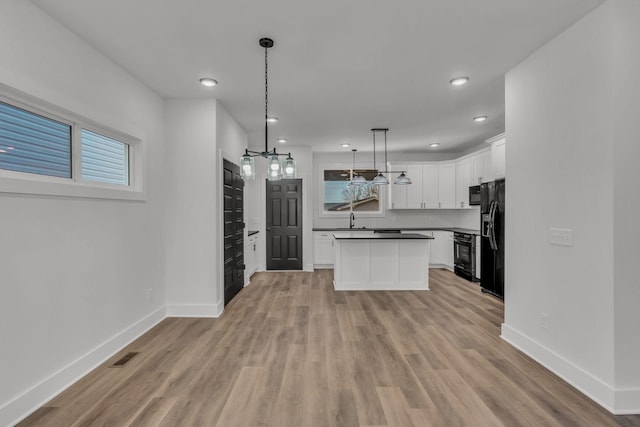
[501,323,640,415]
[166,302,223,318]
[304,263,315,272]
[313,264,334,269]
[1,306,166,427]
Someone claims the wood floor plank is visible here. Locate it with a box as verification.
[17,269,640,427]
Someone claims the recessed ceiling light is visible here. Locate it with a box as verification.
[277,138,287,143]
[266,116,278,124]
[429,143,440,148]
[341,143,350,148]
[199,77,218,87]
[450,76,469,86]
[473,115,488,122]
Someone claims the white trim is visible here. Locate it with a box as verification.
[304,263,315,272]
[485,133,506,144]
[166,303,223,318]
[0,307,166,427]
[500,323,640,415]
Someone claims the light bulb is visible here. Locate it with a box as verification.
[270,163,280,170]
[243,164,252,172]
[285,166,294,174]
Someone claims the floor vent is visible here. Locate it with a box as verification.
[110,352,139,368]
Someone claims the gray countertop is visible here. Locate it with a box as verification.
[333,231,434,240]
[314,227,480,236]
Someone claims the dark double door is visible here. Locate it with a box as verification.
[266,179,303,270]
[223,159,244,305]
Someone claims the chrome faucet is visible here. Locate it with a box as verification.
[349,212,355,229]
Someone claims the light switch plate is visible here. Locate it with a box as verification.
[550,228,573,246]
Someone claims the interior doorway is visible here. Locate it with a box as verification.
[266,179,302,270]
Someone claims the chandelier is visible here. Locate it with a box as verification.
[240,38,295,181]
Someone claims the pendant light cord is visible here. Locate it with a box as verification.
[384,129,388,173]
[372,131,376,172]
[264,43,269,154]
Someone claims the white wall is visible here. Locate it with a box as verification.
[163,99,248,316]
[612,0,640,396]
[503,0,640,413]
[0,1,166,425]
[164,99,219,316]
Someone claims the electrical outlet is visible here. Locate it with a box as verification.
[147,288,153,302]
[550,228,573,246]
[539,312,549,330]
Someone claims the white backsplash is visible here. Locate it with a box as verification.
[314,207,480,230]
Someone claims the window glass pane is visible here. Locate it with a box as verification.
[81,129,129,185]
[322,169,379,212]
[0,101,71,178]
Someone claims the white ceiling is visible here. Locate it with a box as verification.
[32,0,603,154]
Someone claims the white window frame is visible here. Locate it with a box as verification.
[0,84,144,201]
[318,163,387,218]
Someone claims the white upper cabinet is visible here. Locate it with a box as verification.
[422,164,439,208]
[406,164,424,209]
[388,164,408,209]
[455,158,472,209]
[488,134,506,179]
[438,163,456,209]
[388,146,492,210]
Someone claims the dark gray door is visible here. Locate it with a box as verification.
[223,159,244,305]
[266,179,302,270]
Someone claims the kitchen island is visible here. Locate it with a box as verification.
[333,232,434,291]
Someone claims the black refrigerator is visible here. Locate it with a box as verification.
[480,179,505,299]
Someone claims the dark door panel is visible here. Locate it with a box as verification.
[223,159,244,305]
[266,179,302,270]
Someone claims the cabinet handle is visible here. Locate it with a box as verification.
[392,202,394,209]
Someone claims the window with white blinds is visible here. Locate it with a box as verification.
[0,89,141,199]
[0,101,72,178]
[81,129,129,185]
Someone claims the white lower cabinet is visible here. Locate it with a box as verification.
[245,233,259,284]
[431,231,453,269]
[313,232,335,267]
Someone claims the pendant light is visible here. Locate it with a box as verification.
[394,172,412,185]
[240,38,296,181]
[351,149,367,185]
[369,128,411,186]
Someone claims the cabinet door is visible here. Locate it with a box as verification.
[491,138,506,179]
[438,163,456,208]
[421,165,439,208]
[455,159,472,209]
[405,164,423,209]
[430,231,447,265]
[445,232,454,268]
[313,233,335,265]
[389,163,408,209]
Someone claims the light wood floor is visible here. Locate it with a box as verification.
[19,269,640,427]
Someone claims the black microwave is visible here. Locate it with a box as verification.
[469,185,481,206]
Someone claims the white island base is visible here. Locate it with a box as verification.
[333,232,432,291]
